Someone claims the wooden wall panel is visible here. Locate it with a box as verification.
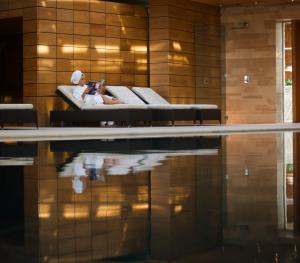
[1,0,222,125]
[149,0,221,108]
[0,0,148,125]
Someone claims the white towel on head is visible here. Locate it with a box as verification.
[71,70,83,84]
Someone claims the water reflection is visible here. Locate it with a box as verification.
[0,142,37,166]
[1,134,300,262]
[56,138,219,194]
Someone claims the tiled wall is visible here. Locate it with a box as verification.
[0,0,223,125]
[222,4,300,124]
[149,0,222,106]
[0,0,148,125]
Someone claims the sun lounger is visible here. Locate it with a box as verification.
[132,87,221,124]
[0,104,38,128]
[105,86,197,124]
[50,86,151,126]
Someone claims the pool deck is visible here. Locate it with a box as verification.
[1,123,300,141]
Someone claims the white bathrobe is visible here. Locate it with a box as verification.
[73,85,104,105]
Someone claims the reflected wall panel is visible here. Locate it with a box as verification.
[37,149,150,262]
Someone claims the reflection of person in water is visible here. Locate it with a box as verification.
[72,161,88,194]
[83,153,105,182]
[61,152,167,194]
[87,168,105,182]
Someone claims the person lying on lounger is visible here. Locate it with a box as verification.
[71,70,123,105]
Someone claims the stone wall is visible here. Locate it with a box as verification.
[222,4,300,124]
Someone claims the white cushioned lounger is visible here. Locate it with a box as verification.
[51,86,152,126]
[131,87,221,124]
[57,86,147,110]
[132,87,218,110]
[106,85,206,123]
[0,103,37,128]
[0,104,33,110]
[105,86,180,110]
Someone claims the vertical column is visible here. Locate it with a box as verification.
[195,4,221,106]
[148,0,221,105]
[36,1,57,125]
[149,0,170,98]
[293,133,300,232]
[292,21,300,123]
[23,2,38,107]
[292,22,300,231]
[167,0,195,104]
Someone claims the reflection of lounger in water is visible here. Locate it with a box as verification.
[0,157,34,166]
[105,154,147,175]
[132,153,167,173]
[59,148,220,185]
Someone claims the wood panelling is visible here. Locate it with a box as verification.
[0,0,148,125]
[149,0,221,106]
[2,0,222,125]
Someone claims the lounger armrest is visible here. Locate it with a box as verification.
[57,86,84,110]
[0,104,34,110]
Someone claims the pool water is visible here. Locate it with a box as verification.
[0,133,299,262]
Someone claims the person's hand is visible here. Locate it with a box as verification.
[99,85,106,95]
[113,98,124,104]
[84,86,92,94]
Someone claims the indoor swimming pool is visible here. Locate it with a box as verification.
[0,133,299,262]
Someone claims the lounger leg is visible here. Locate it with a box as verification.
[35,112,38,129]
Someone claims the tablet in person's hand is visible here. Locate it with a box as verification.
[87,80,105,95]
